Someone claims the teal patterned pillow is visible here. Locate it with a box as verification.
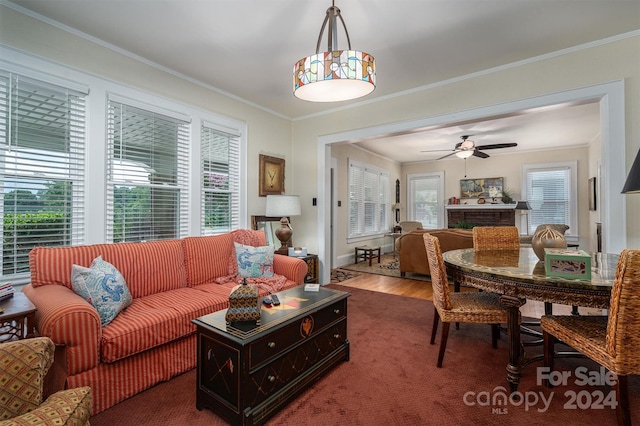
[71,256,133,326]
[234,243,275,278]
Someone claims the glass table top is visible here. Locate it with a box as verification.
[443,248,618,292]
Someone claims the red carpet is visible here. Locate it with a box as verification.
[90,284,638,425]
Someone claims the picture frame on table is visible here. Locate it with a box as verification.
[258,154,285,197]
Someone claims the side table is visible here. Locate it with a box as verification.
[385,232,402,258]
[296,254,319,283]
[0,292,37,342]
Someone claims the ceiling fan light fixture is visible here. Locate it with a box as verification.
[455,150,474,159]
[293,1,376,102]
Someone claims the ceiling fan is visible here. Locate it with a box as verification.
[421,135,517,160]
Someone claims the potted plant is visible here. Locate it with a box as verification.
[501,188,515,204]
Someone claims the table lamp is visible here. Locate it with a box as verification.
[265,195,301,255]
[515,200,531,235]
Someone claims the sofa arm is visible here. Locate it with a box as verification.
[273,254,308,284]
[0,387,92,426]
[22,285,101,376]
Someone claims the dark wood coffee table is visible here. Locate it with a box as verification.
[192,286,350,425]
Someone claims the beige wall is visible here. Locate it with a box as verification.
[2,6,638,282]
[291,35,639,281]
[330,143,401,261]
[0,5,293,221]
[402,146,590,239]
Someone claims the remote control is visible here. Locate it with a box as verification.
[270,294,281,306]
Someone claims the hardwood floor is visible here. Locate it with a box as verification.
[333,272,605,318]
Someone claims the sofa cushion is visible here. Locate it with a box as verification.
[71,256,132,326]
[101,287,229,363]
[234,242,275,278]
[30,240,188,298]
[182,234,236,287]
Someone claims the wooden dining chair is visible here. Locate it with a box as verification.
[472,226,520,250]
[423,233,510,367]
[541,249,640,426]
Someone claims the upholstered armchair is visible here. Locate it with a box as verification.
[399,221,423,234]
[520,224,569,244]
[0,337,92,426]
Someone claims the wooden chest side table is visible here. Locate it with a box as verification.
[193,286,350,425]
[0,292,37,342]
[299,254,319,283]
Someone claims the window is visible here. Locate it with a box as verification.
[348,159,389,238]
[201,123,240,235]
[522,162,577,236]
[407,172,445,229]
[106,97,189,242]
[0,71,86,280]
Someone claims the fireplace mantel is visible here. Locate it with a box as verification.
[446,204,516,227]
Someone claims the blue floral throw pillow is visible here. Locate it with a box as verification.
[71,256,133,326]
[234,243,275,278]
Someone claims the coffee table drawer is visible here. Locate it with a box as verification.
[247,320,347,407]
[250,299,347,369]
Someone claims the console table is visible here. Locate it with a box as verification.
[446,204,515,227]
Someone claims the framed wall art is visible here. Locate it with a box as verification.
[460,177,504,199]
[259,154,285,197]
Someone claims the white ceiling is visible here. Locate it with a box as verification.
[6,0,639,163]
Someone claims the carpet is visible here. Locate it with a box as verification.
[89,284,639,425]
[340,253,430,281]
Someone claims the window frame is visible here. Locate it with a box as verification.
[521,161,578,237]
[406,171,445,229]
[105,95,191,243]
[347,158,390,241]
[0,70,87,282]
[1,48,248,284]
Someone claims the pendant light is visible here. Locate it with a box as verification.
[293,1,376,102]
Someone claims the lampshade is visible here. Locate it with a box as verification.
[265,195,301,217]
[515,201,531,211]
[293,1,375,102]
[455,150,474,159]
[622,148,640,194]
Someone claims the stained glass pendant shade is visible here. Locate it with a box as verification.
[293,1,376,102]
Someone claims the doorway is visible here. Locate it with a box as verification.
[317,81,626,283]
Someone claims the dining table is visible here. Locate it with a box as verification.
[442,247,619,393]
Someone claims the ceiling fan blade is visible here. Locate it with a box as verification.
[437,152,458,160]
[472,150,490,159]
[420,149,455,153]
[475,143,518,150]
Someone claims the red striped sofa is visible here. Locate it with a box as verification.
[22,230,307,414]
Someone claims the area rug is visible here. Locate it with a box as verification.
[340,253,430,281]
[89,284,639,425]
[330,268,361,283]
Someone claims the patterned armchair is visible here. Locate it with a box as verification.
[0,337,92,426]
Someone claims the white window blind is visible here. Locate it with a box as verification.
[408,173,442,229]
[106,99,189,242]
[348,159,389,238]
[201,124,240,235]
[0,71,85,280]
[524,166,571,234]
